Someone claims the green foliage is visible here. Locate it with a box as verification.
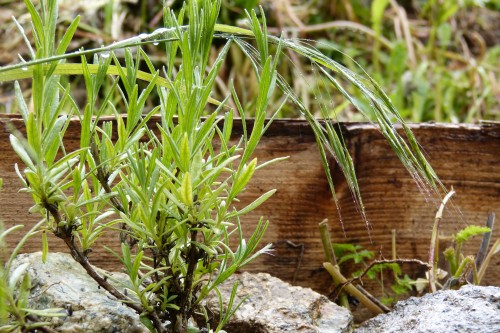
[419,220,499,292]
[2,0,283,332]
[333,243,373,265]
[333,243,415,305]
[0,0,448,331]
[442,225,492,284]
[455,225,491,244]
[257,0,498,122]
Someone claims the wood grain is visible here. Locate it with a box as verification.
[1,115,499,296]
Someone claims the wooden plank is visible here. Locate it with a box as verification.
[1,116,499,295]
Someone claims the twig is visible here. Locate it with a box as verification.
[428,189,455,293]
[90,139,138,247]
[44,203,165,333]
[356,285,391,313]
[326,258,429,314]
[346,258,431,287]
[90,139,125,213]
[323,262,385,315]
[177,229,200,330]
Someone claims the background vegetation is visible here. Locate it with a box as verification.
[1,0,499,122]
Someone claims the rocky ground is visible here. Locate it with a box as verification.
[10,252,500,332]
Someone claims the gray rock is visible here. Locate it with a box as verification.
[10,252,147,333]
[202,272,353,333]
[354,285,500,333]
[11,253,352,333]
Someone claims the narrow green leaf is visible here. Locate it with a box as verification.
[42,230,48,263]
[23,0,44,50]
[139,315,155,333]
[22,307,66,317]
[180,132,190,172]
[56,16,80,56]
[131,251,144,283]
[231,158,257,197]
[10,135,35,170]
[222,110,234,145]
[228,189,276,218]
[14,81,30,123]
[181,172,193,207]
[9,263,29,289]
[43,115,67,165]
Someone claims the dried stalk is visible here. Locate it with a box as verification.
[319,219,337,266]
[323,262,385,315]
[319,219,386,313]
[475,213,495,274]
[477,238,500,283]
[347,258,431,287]
[356,285,391,313]
[428,189,455,293]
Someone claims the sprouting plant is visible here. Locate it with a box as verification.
[427,191,499,292]
[319,220,429,315]
[439,220,499,290]
[328,233,418,306]
[0,0,445,332]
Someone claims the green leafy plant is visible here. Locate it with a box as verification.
[319,220,425,314]
[334,243,415,305]
[426,191,499,292]
[0,0,445,332]
[430,217,499,291]
[4,1,282,331]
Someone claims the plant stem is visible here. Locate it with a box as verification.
[473,213,495,276]
[428,189,455,293]
[391,229,398,280]
[356,285,391,313]
[174,229,200,332]
[477,238,500,284]
[319,219,351,308]
[323,262,385,315]
[348,258,431,286]
[318,219,337,266]
[44,203,165,333]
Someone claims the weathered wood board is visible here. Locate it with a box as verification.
[1,115,499,295]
